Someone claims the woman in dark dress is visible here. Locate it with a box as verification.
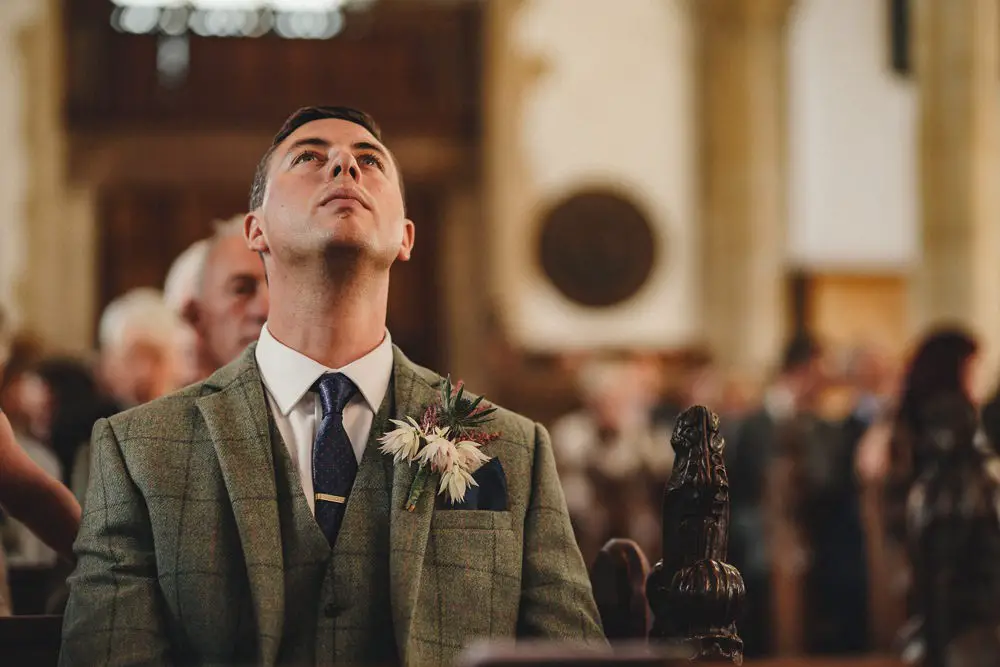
[857,328,980,649]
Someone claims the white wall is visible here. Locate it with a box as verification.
[499,0,696,351]
[787,0,918,270]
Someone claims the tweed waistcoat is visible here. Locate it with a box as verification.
[272,383,397,667]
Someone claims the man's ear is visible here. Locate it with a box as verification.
[245,212,269,254]
[180,299,200,330]
[396,219,415,262]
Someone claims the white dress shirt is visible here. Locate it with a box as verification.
[255,324,394,515]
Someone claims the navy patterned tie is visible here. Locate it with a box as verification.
[312,372,359,547]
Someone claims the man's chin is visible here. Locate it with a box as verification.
[283,234,388,271]
[320,237,375,261]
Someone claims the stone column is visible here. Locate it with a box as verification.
[695,0,800,656]
[16,0,97,354]
[694,0,795,377]
[0,0,41,326]
[913,0,1000,391]
[0,0,97,353]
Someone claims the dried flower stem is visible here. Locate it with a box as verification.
[406,465,430,512]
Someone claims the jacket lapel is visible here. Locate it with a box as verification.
[388,346,444,654]
[197,346,284,666]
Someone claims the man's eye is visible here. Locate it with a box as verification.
[359,153,384,170]
[292,152,320,165]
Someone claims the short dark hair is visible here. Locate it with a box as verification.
[248,105,403,211]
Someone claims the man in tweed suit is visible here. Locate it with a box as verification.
[60,106,604,666]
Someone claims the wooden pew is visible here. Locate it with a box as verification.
[590,538,651,641]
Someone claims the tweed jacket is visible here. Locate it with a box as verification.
[59,345,604,666]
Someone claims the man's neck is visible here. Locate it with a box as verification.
[265,272,389,369]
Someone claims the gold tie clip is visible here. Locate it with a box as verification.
[315,493,347,504]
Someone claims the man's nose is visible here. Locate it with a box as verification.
[329,153,360,182]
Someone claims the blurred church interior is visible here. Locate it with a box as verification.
[2,0,1000,662]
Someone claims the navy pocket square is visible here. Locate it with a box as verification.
[444,458,507,511]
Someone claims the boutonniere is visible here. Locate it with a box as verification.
[378,377,500,511]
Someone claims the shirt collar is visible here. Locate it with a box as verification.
[255,323,393,416]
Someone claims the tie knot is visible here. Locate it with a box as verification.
[314,373,358,417]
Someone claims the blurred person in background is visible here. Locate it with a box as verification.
[0,308,81,615]
[0,313,58,570]
[163,237,211,386]
[3,360,62,568]
[843,346,896,436]
[797,344,897,655]
[855,328,980,648]
[663,352,748,447]
[550,354,672,565]
[180,215,270,375]
[15,358,117,615]
[17,359,109,484]
[719,371,760,429]
[0,335,44,428]
[164,216,269,385]
[15,358,119,503]
[97,287,182,410]
[727,333,831,657]
[856,328,981,533]
[651,348,713,429]
[67,289,180,509]
[0,412,81,567]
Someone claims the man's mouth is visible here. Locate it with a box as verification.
[319,187,370,210]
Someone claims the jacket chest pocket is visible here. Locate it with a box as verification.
[429,510,519,578]
[425,513,522,639]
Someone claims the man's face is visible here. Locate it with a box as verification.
[190,235,269,368]
[245,118,414,272]
[102,331,178,407]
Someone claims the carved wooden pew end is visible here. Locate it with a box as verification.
[589,405,746,663]
[647,406,745,664]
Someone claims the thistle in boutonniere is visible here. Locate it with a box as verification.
[378,376,499,511]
